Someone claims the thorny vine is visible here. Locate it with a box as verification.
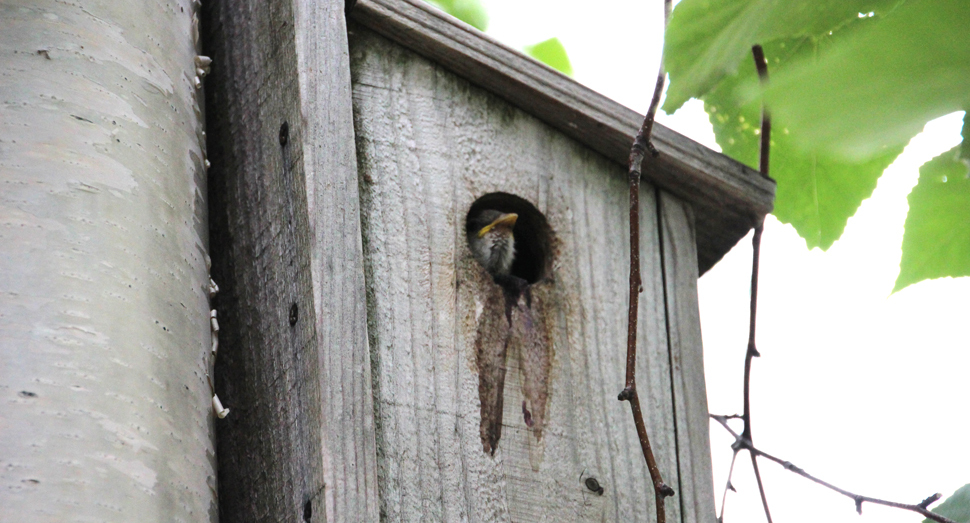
[711,44,958,523]
[619,0,674,522]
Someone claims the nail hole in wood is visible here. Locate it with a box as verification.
[279,121,289,146]
[303,499,312,521]
[289,303,299,326]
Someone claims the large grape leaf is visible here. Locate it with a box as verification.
[426,0,489,31]
[762,0,970,160]
[524,38,573,76]
[704,36,902,249]
[923,484,970,523]
[894,145,970,292]
[663,0,903,113]
[962,112,969,161]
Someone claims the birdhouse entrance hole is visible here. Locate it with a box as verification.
[466,192,553,284]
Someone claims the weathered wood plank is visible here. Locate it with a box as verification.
[293,1,381,520]
[660,193,717,523]
[349,27,680,522]
[347,0,774,274]
[205,0,381,520]
[202,0,327,521]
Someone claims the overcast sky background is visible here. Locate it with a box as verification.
[478,1,970,521]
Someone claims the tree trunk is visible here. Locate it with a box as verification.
[0,1,216,520]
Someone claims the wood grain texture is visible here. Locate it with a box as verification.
[347,0,775,274]
[0,1,215,520]
[202,0,327,521]
[293,1,381,520]
[660,194,717,523]
[349,27,680,522]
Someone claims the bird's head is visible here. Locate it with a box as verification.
[467,210,518,276]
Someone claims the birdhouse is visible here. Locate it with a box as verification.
[204,0,774,521]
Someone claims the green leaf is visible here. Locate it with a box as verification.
[523,38,573,76]
[923,484,970,523]
[895,146,970,292]
[704,37,901,249]
[961,112,969,161]
[663,0,902,113]
[427,0,489,31]
[762,0,970,160]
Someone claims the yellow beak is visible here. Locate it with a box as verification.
[478,213,518,238]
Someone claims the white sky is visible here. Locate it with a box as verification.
[482,1,970,521]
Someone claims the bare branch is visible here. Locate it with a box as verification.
[718,450,740,523]
[618,1,675,521]
[738,43,774,523]
[628,0,674,166]
[749,448,772,522]
[751,45,771,180]
[710,415,958,523]
[920,494,944,509]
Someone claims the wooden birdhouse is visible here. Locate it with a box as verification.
[204,0,774,521]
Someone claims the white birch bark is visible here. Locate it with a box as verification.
[0,1,216,520]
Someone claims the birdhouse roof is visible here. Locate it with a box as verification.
[349,0,775,273]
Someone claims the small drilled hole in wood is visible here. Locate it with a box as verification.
[585,477,605,495]
[279,121,289,146]
[465,192,552,284]
[303,499,312,521]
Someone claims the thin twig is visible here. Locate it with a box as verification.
[629,0,673,163]
[748,444,771,522]
[710,415,957,523]
[718,449,740,523]
[752,45,772,180]
[618,0,675,521]
[736,43,774,523]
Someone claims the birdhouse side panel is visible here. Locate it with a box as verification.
[660,194,718,523]
[349,27,683,522]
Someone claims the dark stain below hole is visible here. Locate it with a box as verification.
[522,401,534,428]
[474,280,556,458]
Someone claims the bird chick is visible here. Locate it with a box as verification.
[468,210,518,277]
